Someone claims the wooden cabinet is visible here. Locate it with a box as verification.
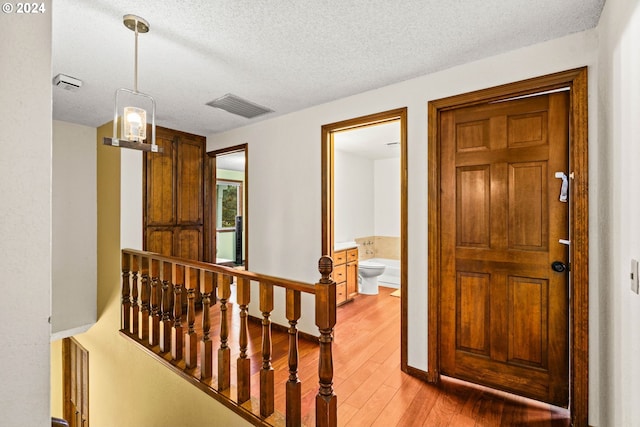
[334,247,358,305]
[144,126,205,260]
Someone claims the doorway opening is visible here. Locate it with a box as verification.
[207,144,248,269]
[322,107,409,371]
[427,68,589,425]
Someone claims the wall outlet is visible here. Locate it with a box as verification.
[631,259,639,294]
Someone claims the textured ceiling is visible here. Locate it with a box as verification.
[52,0,605,137]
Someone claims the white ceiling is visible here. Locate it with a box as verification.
[335,121,401,160]
[52,0,605,138]
[216,151,246,172]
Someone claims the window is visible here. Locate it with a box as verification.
[216,180,243,230]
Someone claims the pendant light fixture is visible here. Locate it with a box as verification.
[103,14,161,153]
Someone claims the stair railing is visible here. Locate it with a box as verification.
[120,249,337,427]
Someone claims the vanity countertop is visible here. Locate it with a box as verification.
[334,241,358,251]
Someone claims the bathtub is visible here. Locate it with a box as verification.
[367,258,400,288]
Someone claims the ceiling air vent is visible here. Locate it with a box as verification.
[206,93,273,119]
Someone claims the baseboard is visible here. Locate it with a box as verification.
[247,315,319,343]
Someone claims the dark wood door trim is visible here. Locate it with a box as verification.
[427,67,588,426]
[321,107,409,371]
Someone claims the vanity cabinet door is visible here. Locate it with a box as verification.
[346,261,358,299]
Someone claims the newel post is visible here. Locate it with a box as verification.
[315,256,337,427]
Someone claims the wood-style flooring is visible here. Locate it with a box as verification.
[198,285,570,426]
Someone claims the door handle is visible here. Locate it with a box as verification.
[551,261,567,273]
[555,172,568,202]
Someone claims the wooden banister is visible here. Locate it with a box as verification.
[185,266,198,369]
[159,261,172,354]
[218,274,232,391]
[139,256,150,341]
[260,281,275,418]
[119,249,336,427]
[121,251,131,331]
[237,276,251,404]
[122,248,317,294]
[149,258,161,346]
[130,254,139,336]
[286,288,302,427]
[200,269,214,380]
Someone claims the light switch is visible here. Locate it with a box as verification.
[631,259,639,294]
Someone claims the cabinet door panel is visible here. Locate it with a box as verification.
[146,136,175,226]
[177,138,203,225]
[176,227,202,261]
[147,228,174,256]
[347,262,358,298]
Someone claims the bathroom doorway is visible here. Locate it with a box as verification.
[321,108,408,371]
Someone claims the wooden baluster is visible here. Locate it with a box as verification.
[159,261,173,354]
[184,266,199,369]
[129,254,140,336]
[200,270,215,380]
[149,259,161,346]
[286,289,302,427]
[237,277,251,404]
[260,281,275,418]
[171,263,184,361]
[316,256,337,427]
[121,252,131,331]
[217,274,232,390]
[138,256,150,341]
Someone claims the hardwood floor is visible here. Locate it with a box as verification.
[199,285,570,426]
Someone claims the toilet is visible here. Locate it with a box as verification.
[358,260,386,295]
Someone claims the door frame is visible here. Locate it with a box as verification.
[321,107,409,371]
[206,143,249,268]
[427,68,588,425]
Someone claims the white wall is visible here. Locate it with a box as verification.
[52,121,97,338]
[596,0,640,425]
[0,3,52,425]
[334,149,374,242]
[334,150,400,242]
[206,29,600,423]
[121,149,144,249]
[374,158,400,237]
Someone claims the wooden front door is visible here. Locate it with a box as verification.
[439,92,569,406]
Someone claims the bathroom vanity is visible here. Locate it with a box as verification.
[333,246,358,305]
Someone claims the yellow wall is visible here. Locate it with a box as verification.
[50,122,250,427]
[51,339,63,418]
